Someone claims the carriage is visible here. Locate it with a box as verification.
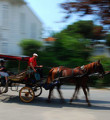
[0,54,45,103]
[0,54,108,106]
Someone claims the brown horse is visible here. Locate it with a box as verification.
[46,60,105,106]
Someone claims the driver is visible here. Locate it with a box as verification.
[28,53,43,81]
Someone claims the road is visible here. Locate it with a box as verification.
[0,86,110,120]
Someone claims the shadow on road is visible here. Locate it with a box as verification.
[0,94,110,110]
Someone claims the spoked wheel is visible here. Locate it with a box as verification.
[33,86,42,97]
[19,87,35,103]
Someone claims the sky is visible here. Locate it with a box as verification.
[25,0,94,36]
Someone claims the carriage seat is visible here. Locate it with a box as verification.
[8,70,27,82]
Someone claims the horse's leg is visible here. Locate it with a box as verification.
[82,86,91,106]
[51,89,56,99]
[74,85,80,100]
[86,77,90,96]
[70,84,80,103]
[86,84,90,96]
[47,86,54,103]
[57,84,65,103]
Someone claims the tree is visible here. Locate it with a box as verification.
[62,20,94,39]
[60,20,105,40]
[60,0,110,25]
[51,32,92,67]
[19,39,43,56]
[93,26,106,39]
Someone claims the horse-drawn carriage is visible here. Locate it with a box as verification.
[0,54,108,106]
[0,54,44,103]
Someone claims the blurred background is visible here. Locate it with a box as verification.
[0,0,110,87]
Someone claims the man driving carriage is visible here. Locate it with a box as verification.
[28,53,43,83]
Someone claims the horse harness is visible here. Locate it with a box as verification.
[55,65,91,81]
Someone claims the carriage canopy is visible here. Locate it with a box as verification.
[0,54,30,61]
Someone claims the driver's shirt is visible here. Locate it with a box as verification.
[28,57,37,67]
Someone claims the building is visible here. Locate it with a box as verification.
[0,0,43,55]
[44,37,56,46]
[92,40,110,57]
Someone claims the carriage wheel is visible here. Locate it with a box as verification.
[19,87,35,103]
[33,86,42,97]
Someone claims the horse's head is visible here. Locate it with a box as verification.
[95,60,105,77]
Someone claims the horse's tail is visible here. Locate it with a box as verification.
[46,67,63,84]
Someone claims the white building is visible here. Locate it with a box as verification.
[0,0,43,55]
[92,40,110,57]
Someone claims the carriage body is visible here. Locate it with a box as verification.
[0,54,44,103]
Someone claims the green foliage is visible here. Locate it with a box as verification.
[40,20,94,68]
[89,55,110,87]
[50,31,92,67]
[62,20,94,39]
[89,55,110,71]
[19,39,43,56]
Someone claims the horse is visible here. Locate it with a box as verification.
[45,60,105,106]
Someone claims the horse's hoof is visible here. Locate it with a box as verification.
[75,96,79,100]
[88,103,92,107]
[69,99,73,103]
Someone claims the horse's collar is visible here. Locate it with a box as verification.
[80,65,87,73]
[81,65,85,70]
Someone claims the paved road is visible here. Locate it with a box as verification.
[0,86,110,120]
